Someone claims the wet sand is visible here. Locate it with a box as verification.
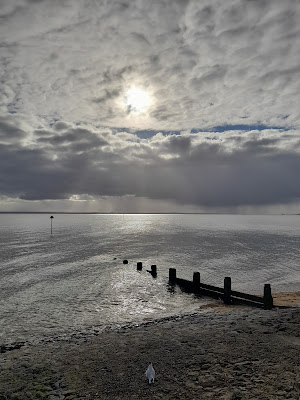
[273,291,300,307]
[0,292,299,400]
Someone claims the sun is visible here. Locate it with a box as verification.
[125,87,151,113]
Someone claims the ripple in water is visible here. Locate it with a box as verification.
[0,213,299,343]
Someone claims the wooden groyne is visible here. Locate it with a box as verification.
[134,262,273,309]
[168,268,273,309]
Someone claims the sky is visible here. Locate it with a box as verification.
[0,0,300,214]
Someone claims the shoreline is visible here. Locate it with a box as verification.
[2,291,299,347]
[273,291,300,307]
[1,292,299,399]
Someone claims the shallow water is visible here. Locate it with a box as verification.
[0,213,299,343]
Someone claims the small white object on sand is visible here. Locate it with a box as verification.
[146,363,155,384]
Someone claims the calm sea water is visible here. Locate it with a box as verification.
[0,213,299,343]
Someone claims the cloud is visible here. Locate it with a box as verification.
[0,0,300,212]
[0,115,29,143]
[1,117,300,210]
[1,0,299,130]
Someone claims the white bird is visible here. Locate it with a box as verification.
[146,362,155,384]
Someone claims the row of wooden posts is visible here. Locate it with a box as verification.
[132,261,273,310]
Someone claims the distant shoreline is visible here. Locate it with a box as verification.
[0,211,299,215]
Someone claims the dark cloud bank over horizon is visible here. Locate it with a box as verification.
[1,119,300,212]
[0,0,300,213]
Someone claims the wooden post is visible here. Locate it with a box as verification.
[224,277,231,304]
[50,215,54,235]
[151,265,157,276]
[264,284,273,309]
[169,268,176,283]
[137,262,142,270]
[193,272,201,293]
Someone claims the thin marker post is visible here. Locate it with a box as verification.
[50,215,54,235]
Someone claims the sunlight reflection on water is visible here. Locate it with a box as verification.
[0,213,299,343]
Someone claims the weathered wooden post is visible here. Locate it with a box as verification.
[151,265,157,276]
[50,215,54,235]
[169,268,176,283]
[264,284,273,309]
[137,262,142,270]
[224,277,231,304]
[193,272,201,293]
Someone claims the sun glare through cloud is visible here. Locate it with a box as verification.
[125,87,152,113]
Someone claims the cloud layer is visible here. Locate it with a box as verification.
[0,0,300,212]
[1,117,300,211]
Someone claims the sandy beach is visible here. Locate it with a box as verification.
[0,292,299,400]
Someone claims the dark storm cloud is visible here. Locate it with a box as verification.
[1,121,300,209]
[0,143,62,199]
[120,140,300,207]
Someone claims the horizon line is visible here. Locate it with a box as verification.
[0,211,298,216]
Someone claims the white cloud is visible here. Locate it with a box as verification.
[1,0,299,130]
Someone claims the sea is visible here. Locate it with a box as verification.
[0,213,299,344]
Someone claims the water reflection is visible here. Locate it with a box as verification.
[0,213,299,343]
[167,283,175,294]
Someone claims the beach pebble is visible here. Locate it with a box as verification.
[201,363,211,370]
[62,389,75,395]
